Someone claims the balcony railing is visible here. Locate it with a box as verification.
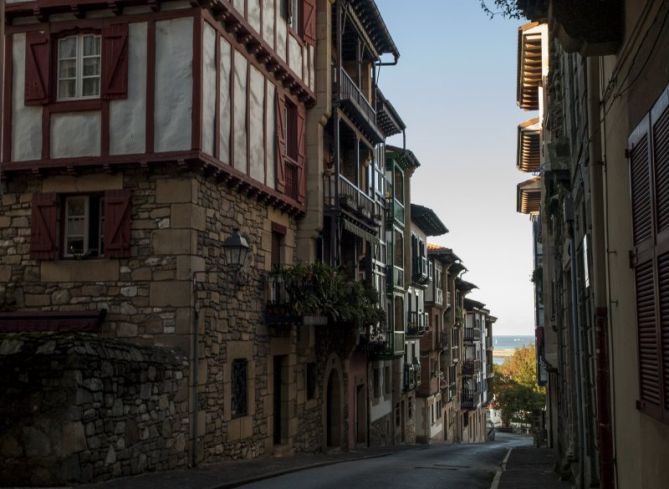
[338,69,383,143]
[461,388,480,410]
[264,275,299,327]
[463,327,480,343]
[413,256,429,284]
[462,359,481,376]
[323,173,383,223]
[407,311,428,337]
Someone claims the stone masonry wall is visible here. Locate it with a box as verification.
[0,333,189,485]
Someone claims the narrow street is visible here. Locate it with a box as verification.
[241,433,531,489]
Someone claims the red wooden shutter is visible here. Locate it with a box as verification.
[302,0,316,45]
[101,24,129,99]
[275,92,287,193]
[297,105,306,204]
[104,189,132,258]
[30,193,59,260]
[25,30,51,105]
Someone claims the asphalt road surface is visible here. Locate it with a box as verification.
[240,432,532,489]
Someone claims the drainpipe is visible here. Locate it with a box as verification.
[586,57,615,489]
[566,199,585,489]
[191,273,201,468]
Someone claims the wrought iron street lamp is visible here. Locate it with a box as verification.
[222,228,250,278]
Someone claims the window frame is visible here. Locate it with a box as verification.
[62,194,105,258]
[231,358,249,419]
[56,33,102,101]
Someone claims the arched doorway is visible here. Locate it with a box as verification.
[326,369,342,447]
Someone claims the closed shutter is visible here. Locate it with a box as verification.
[275,91,287,193]
[631,87,669,421]
[302,0,316,45]
[101,24,129,99]
[30,193,59,260]
[25,30,51,105]
[297,105,306,204]
[104,189,132,258]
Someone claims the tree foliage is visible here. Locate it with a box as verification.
[478,0,523,19]
[490,345,545,427]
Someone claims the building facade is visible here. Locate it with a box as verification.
[514,1,669,488]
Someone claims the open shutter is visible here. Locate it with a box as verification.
[30,193,59,260]
[25,30,51,105]
[630,117,663,414]
[297,105,306,204]
[302,0,316,45]
[101,24,129,99]
[275,92,287,193]
[652,90,669,412]
[104,189,132,258]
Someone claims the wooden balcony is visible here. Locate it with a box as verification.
[323,174,383,225]
[461,388,480,410]
[462,359,481,376]
[376,88,405,138]
[264,275,327,329]
[407,311,428,337]
[338,69,384,144]
[463,327,481,343]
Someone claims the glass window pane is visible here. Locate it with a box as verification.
[58,80,76,99]
[67,238,85,255]
[59,37,77,59]
[67,198,86,216]
[68,218,85,236]
[83,35,100,56]
[83,58,100,77]
[59,59,77,79]
[83,78,100,97]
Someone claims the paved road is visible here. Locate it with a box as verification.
[240,433,532,489]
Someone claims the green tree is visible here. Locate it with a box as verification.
[490,346,545,428]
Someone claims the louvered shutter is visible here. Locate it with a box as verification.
[652,90,669,412]
[275,92,287,193]
[25,30,51,105]
[104,189,132,258]
[30,193,59,260]
[302,0,316,45]
[630,114,664,415]
[297,105,306,204]
[101,24,129,99]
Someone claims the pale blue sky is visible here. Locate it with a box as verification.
[377,1,535,335]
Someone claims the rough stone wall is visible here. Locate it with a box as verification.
[369,413,393,447]
[0,333,189,486]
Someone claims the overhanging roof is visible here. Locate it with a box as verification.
[464,298,486,311]
[456,279,478,292]
[517,176,542,214]
[517,22,546,111]
[517,117,541,172]
[386,145,421,170]
[376,89,406,137]
[349,0,400,60]
[411,204,449,236]
[427,244,461,264]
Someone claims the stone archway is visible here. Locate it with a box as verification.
[323,354,344,449]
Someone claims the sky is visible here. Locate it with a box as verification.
[376,1,535,336]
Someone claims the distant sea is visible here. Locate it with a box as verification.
[492,335,534,365]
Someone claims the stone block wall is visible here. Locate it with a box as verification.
[0,333,189,485]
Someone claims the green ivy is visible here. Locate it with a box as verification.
[269,262,386,327]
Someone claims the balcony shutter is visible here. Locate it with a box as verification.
[30,193,59,260]
[104,189,132,258]
[302,0,316,45]
[275,92,287,193]
[25,30,51,105]
[297,105,306,203]
[101,24,129,99]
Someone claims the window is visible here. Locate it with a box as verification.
[57,34,101,100]
[306,362,317,400]
[63,195,105,257]
[281,0,301,32]
[394,168,404,204]
[231,359,248,418]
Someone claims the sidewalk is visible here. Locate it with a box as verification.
[495,447,572,489]
[80,446,408,489]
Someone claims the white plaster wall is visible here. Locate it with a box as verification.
[233,0,245,16]
[249,66,265,183]
[248,0,261,33]
[11,33,42,162]
[201,23,217,156]
[154,17,193,153]
[262,0,275,49]
[265,82,276,189]
[233,50,247,173]
[276,10,287,62]
[308,45,314,91]
[51,112,101,158]
[288,35,302,78]
[219,37,232,164]
[110,22,147,155]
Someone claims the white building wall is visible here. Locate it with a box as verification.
[11,33,42,162]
